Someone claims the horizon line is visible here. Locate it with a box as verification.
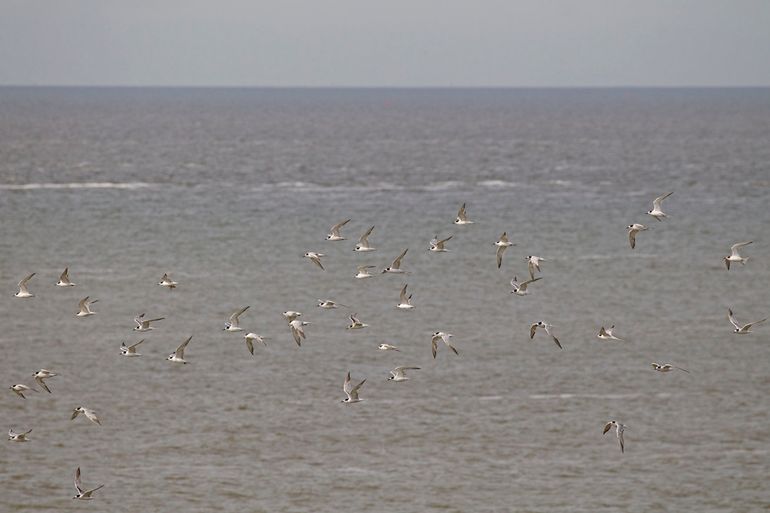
[1,84,769,90]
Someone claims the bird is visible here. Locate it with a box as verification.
[724,241,752,270]
[76,296,98,317]
[377,343,400,352]
[530,321,562,349]
[429,234,453,252]
[244,333,267,355]
[133,313,165,332]
[166,336,192,363]
[342,371,366,403]
[396,283,415,309]
[510,276,542,296]
[71,407,102,426]
[354,225,376,252]
[598,325,623,341]
[223,306,250,332]
[158,273,178,289]
[728,308,767,334]
[525,256,546,280]
[14,273,35,298]
[651,363,690,373]
[603,421,627,453]
[346,313,369,330]
[494,232,514,269]
[454,203,474,225]
[120,339,144,357]
[73,467,104,500]
[282,311,302,323]
[56,267,75,287]
[317,299,348,309]
[382,248,409,274]
[9,384,37,399]
[431,332,459,358]
[8,428,32,442]
[33,369,56,393]
[646,192,673,221]
[304,251,326,270]
[326,219,351,241]
[355,265,376,279]
[388,366,420,382]
[289,320,310,346]
[627,224,648,249]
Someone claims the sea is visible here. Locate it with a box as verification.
[1,87,769,512]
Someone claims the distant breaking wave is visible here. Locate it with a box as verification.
[0,182,153,190]
[252,180,519,192]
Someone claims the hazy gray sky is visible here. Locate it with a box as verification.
[1,0,769,87]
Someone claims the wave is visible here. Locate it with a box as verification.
[0,182,153,190]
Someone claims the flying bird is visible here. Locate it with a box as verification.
[377,343,400,352]
[646,192,673,221]
[598,325,623,341]
[71,407,102,426]
[429,234,453,252]
[354,265,377,279]
[304,251,326,270]
[431,331,459,358]
[8,428,32,442]
[530,321,562,349]
[724,241,752,270]
[134,313,165,332]
[9,384,37,399]
[510,276,542,296]
[76,296,98,317]
[73,467,104,500]
[525,256,546,280]
[388,366,420,382]
[728,308,767,334]
[166,336,192,363]
[326,219,351,241]
[244,333,267,355]
[454,203,474,225]
[14,273,35,298]
[354,225,376,252]
[650,363,689,373]
[603,420,627,453]
[346,313,369,330]
[494,232,514,269]
[627,224,648,249]
[282,311,302,322]
[120,339,145,357]
[317,299,348,309]
[158,273,178,289]
[289,320,310,346]
[56,268,75,287]
[342,371,366,403]
[33,369,57,393]
[396,283,415,309]
[223,306,250,332]
[382,248,409,274]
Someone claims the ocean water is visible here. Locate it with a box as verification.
[1,87,769,512]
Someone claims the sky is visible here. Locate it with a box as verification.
[1,0,769,87]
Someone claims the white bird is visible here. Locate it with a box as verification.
[33,369,56,393]
[158,273,178,289]
[510,276,542,296]
[133,313,165,332]
[627,224,648,249]
[166,336,192,363]
[651,363,690,373]
[494,232,514,269]
[724,241,752,270]
[76,296,98,317]
[71,407,102,426]
[355,265,376,279]
[326,219,351,241]
[282,311,302,322]
[289,320,310,346]
[431,331,459,359]
[454,202,474,225]
[56,267,75,287]
[317,299,348,309]
[342,371,366,403]
[646,192,673,221]
[224,306,250,332]
[244,333,267,355]
[377,343,400,352]
[598,325,623,341]
[73,467,104,500]
[525,255,546,280]
[9,384,37,399]
[120,339,144,357]
[728,308,766,334]
[14,273,35,298]
[429,234,453,252]
[396,283,415,309]
[8,428,32,442]
[304,251,326,270]
[346,313,369,330]
[388,366,420,382]
[381,248,409,274]
[354,225,376,252]
[530,321,562,349]
[603,421,627,453]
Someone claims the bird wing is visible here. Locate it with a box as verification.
[35,376,51,393]
[84,410,101,425]
[730,241,752,256]
[74,467,84,494]
[399,284,409,302]
[456,203,467,221]
[175,336,192,358]
[603,422,613,435]
[229,306,250,323]
[628,230,637,249]
[728,309,742,329]
[530,324,537,339]
[599,326,607,337]
[652,191,673,210]
[391,248,408,268]
[496,245,506,268]
[358,225,374,245]
[18,272,35,288]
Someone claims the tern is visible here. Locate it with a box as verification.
[224,306,250,332]
[378,343,400,352]
[530,321,562,349]
[56,268,75,287]
[396,283,415,309]
[71,407,102,426]
[627,224,648,249]
[73,467,104,500]
[244,333,267,355]
[728,308,766,334]
[283,311,302,323]
[431,332,459,358]
[326,219,351,241]
[120,339,144,357]
[289,320,310,346]
[346,313,368,330]
[342,371,366,404]
[651,363,689,373]
[134,313,165,332]
[158,273,178,289]
[454,203,474,225]
[598,325,623,341]
[33,369,56,393]
[494,232,514,269]
[388,366,420,382]
[510,276,542,296]
[8,428,32,442]
[304,251,325,270]
[317,299,348,309]
[429,234,453,252]
[76,296,98,317]
[355,265,376,279]
[382,248,409,274]
[9,384,37,399]
[724,241,752,270]
[646,192,673,221]
[354,225,376,252]
[14,273,35,298]
[526,256,546,280]
[603,421,627,453]
[166,336,192,363]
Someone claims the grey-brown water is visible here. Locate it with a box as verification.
[1,88,769,512]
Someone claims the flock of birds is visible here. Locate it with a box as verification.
[6,194,766,499]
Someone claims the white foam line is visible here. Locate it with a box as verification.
[0,182,153,190]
